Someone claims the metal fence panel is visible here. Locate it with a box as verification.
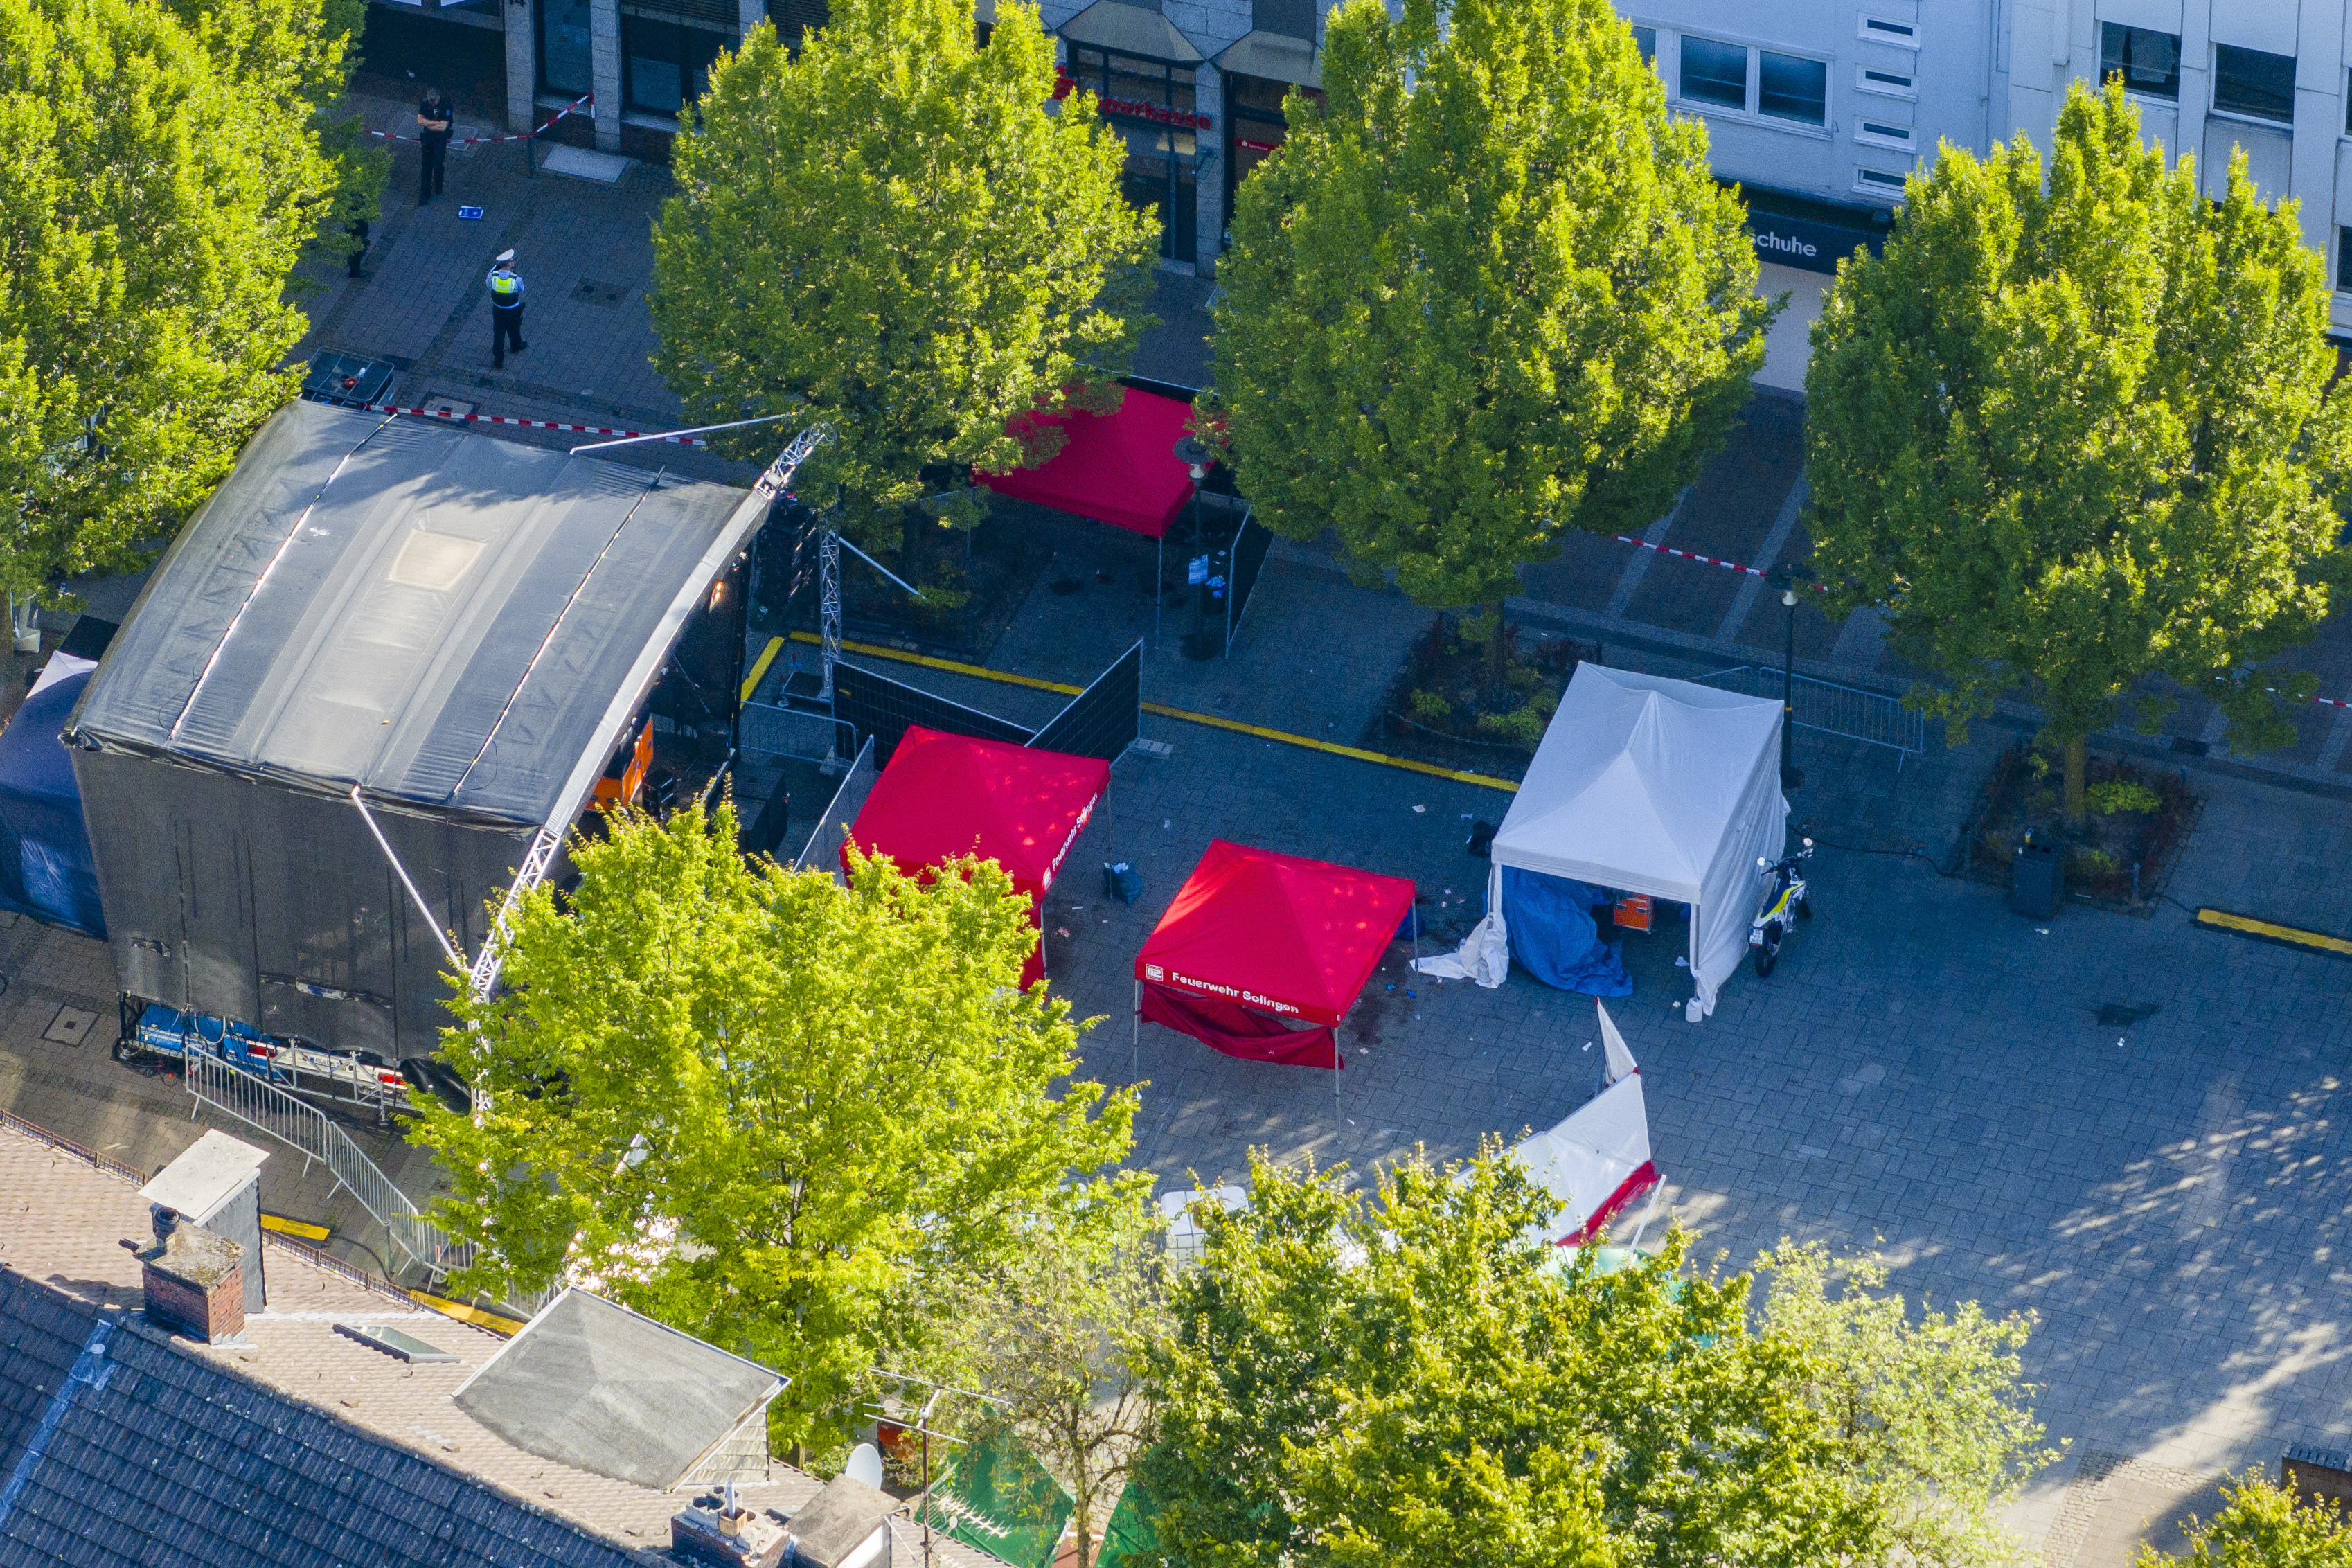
[1223,510,1274,657]
[1030,640,1143,760]
[1693,666,1925,763]
[795,736,878,879]
[833,660,1032,764]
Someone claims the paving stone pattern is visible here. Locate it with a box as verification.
[6,89,2344,1565]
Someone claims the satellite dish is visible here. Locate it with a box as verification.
[845,1442,884,1490]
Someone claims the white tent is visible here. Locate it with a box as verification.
[1510,1002,1659,1245]
[1419,665,1785,1018]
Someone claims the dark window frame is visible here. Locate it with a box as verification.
[2212,42,2295,125]
[1679,35,1749,111]
[2100,22,2180,102]
[1758,50,1827,124]
[537,0,596,98]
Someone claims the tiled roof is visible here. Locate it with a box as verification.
[0,1120,838,1566]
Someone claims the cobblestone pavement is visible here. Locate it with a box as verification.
[816,546,2352,1558]
[2,87,2342,1564]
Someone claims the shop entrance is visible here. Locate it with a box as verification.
[1067,44,1204,265]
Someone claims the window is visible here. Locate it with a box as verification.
[2100,23,2180,100]
[1680,35,1749,109]
[1855,166,1909,193]
[1632,26,1656,66]
[538,0,594,96]
[1759,52,1826,123]
[1855,119,1914,150]
[2213,44,2295,124]
[621,5,732,114]
[2339,227,2352,290]
[1857,65,1915,98]
[771,0,828,51]
[1254,0,1315,43]
[1857,14,1918,48]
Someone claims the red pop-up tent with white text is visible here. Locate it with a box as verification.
[1132,839,1415,1071]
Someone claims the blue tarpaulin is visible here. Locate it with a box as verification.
[0,671,104,936]
[1501,867,1630,996]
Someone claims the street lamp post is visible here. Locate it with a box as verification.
[1776,573,1806,792]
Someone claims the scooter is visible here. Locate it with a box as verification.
[1749,837,1816,977]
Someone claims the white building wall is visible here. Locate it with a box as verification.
[1619,0,2352,337]
[1622,0,1994,213]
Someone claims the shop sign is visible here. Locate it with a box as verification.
[1235,135,1281,153]
[1053,73,1213,130]
[1746,213,1882,276]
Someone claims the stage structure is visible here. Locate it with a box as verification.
[66,400,822,1060]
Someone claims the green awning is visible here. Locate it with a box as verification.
[920,1432,1075,1568]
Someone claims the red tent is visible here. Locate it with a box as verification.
[846,726,1110,987]
[1134,839,1416,1070]
[976,388,1195,537]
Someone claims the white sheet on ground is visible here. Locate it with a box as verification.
[1488,666,1785,1017]
[1411,863,1508,986]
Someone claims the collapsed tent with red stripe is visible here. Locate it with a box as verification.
[1510,1001,1659,1246]
[1132,839,1415,1070]
[974,387,1196,537]
[844,726,1109,988]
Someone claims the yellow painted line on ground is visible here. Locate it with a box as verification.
[740,635,786,702]
[790,631,1521,793]
[2196,907,2352,959]
[260,1212,331,1242]
[408,1290,528,1337]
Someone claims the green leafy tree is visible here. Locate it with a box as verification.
[929,1200,1167,1568]
[0,0,347,617]
[1754,1242,2056,1568]
[1135,1148,2052,1568]
[650,0,1157,555]
[1208,0,1772,681]
[159,0,386,270]
[411,803,1140,1457]
[1806,79,2352,819]
[2153,1474,2352,1568]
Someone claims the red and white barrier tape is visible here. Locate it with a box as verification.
[341,398,709,447]
[371,93,593,146]
[1605,530,2352,715]
[1610,531,1826,587]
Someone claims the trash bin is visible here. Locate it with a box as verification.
[2010,841,2065,918]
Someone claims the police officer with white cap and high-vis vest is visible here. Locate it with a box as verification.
[488,250,527,370]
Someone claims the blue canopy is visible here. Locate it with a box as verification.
[0,670,105,936]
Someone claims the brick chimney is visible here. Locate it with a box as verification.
[138,1207,247,1343]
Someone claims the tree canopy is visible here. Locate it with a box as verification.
[650,0,1157,552]
[0,0,362,612]
[2153,1474,2352,1568]
[411,803,1141,1457]
[1134,1148,2051,1568]
[1208,0,1771,627]
[1806,80,2352,815]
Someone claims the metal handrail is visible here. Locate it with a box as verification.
[184,1050,471,1281]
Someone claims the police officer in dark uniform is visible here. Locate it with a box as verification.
[488,250,528,369]
[416,87,453,206]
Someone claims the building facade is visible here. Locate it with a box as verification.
[1621,0,2352,336]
